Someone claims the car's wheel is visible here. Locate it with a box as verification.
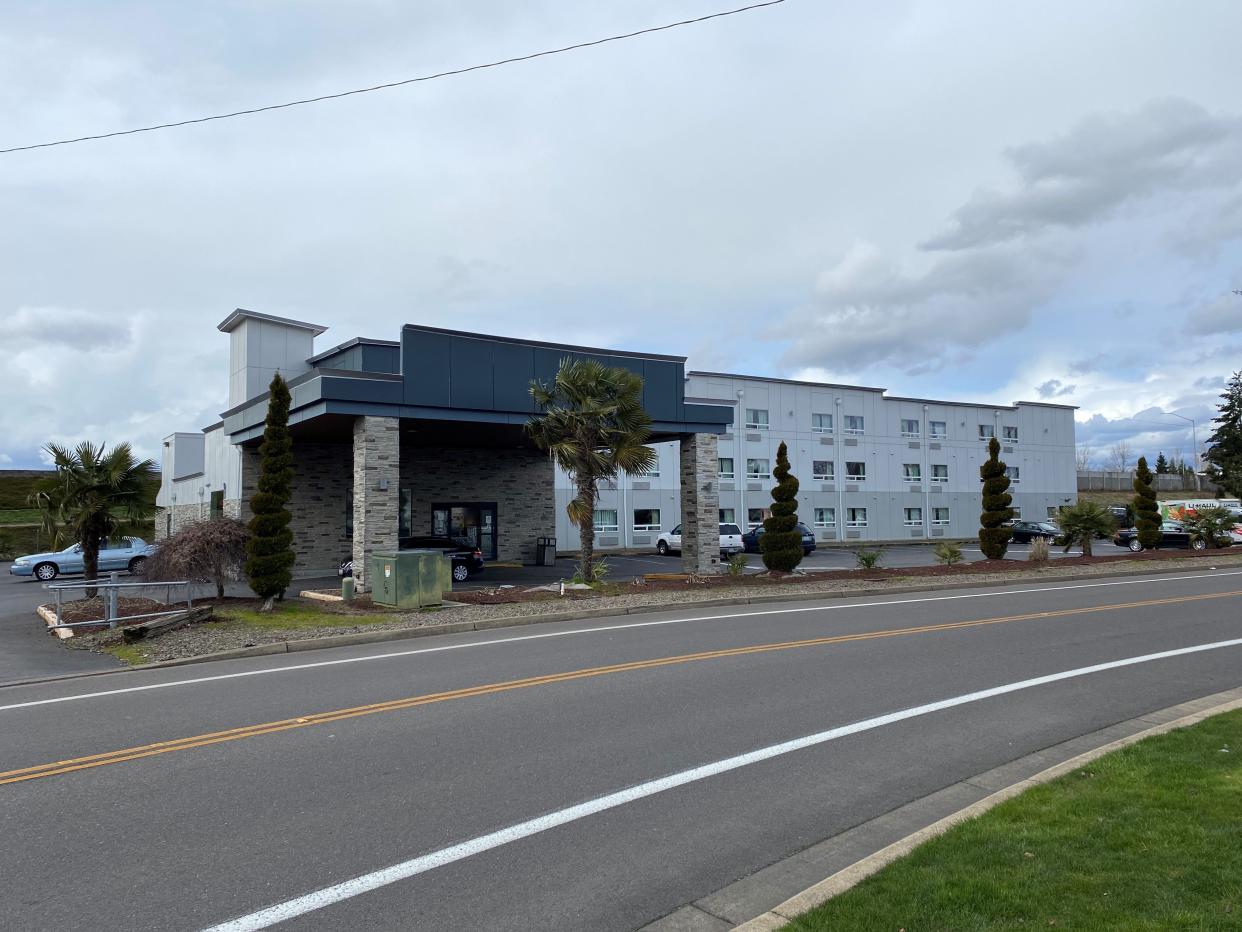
[1128,538,1143,553]
[128,556,147,575]
[34,563,58,581]
[451,563,470,582]
[657,540,669,556]
[1191,538,1207,551]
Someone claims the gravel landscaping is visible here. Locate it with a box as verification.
[59,550,1242,666]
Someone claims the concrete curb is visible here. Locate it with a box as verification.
[5,556,1241,690]
[641,686,1242,932]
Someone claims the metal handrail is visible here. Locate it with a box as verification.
[44,573,194,630]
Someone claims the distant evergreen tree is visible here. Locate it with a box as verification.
[245,372,295,602]
[760,441,804,572]
[1133,456,1162,549]
[1205,371,1242,498]
[1154,452,1169,474]
[978,437,1014,559]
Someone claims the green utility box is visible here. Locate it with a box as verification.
[368,550,452,609]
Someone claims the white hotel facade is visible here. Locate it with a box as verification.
[555,371,1078,551]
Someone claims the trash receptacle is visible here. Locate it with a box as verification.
[536,537,557,566]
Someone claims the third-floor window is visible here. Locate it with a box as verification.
[745,408,769,430]
[811,413,833,433]
[901,418,920,438]
[844,415,865,435]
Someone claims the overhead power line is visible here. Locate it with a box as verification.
[1,0,786,155]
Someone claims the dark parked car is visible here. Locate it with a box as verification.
[1113,521,1231,553]
[339,536,485,583]
[1009,520,1060,543]
[742,522,816,556]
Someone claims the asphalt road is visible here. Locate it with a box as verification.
[2,566,1239,931]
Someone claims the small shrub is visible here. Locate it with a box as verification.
[574,557,610,585]
[726,552,748,576]
[855,548,883,570]
[933,541,963,566]
[1028,536,1051,564]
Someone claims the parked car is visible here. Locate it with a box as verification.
[656,523,744,557]
[338,536,485,583]
[8,537,156,581]
[1009,520,1060,543]
[741,522,817,556]
[1113,521,1233,553]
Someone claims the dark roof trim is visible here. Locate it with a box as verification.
[217,308,328,336]
[172,470,204,481]
[685,395,737,406]
[199,421,224,433]
[1013,400,1080,410]
[307,336,400,364]
[689,370,888,393]
[403,323,686,363]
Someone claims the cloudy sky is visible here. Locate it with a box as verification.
[2,0,1240,470]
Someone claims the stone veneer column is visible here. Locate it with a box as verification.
[351,416,400,591]
[679,432,722,575]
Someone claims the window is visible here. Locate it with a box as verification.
[812,413,833,433]
[747,507,770,528]
[1011,506,1022,519]
[904,507,923,527]
[346,491,354,537]
[845,461,866,481]
[592,509,618,532]
[844,415,865,435]
[812,460,834,480]
[1005,466,1021,483]
[745,408,769,430]
[846,507,868,528]
[633,509,661,531]
[209,490,224,519]
[747,458,771,479]
[1047,506,1059,519]
[632,461,659,478]
[901,418,920,438]
[979,424,995,440]
[931,464,949,483]
[813,507,836,528]
[718,457,735,479]
[1003,425,1019,441]
[719,508,736,524]
[932,507,950,525]
[903,463,922,481]
[929,420,947,439]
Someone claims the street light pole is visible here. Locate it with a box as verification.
[1167,412,1199,481]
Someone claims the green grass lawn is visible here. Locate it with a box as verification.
[214,600,394,631]
[785,709,1241,931]
[0,507,43,525]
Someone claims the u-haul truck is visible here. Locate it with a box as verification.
[1158,499,1242,521]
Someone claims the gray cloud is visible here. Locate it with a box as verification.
[1,306,132,350]
[1036,379,1076,398]
[1186,293,1242,335]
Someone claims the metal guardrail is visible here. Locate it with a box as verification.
[44,573,193,630]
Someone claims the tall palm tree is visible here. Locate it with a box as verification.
[1054,501,1116,558]
[527,358,657,581]
[31,442,158,593]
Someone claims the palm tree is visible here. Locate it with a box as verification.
[1181,506,1238,550]
[30,442,158,593]
[527,358,657,581]
[1054,501,1117,558]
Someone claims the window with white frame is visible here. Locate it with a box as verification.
[901,418,920,438]
[1003,425,1019,441]
[1011,506,1022,519]
[745,408,769,430]
[812,413,833,433]
[929,420,947,439]
[747,507,770,528]
[903,463,922,481]
[812,460,834,480]
[931,464,949,482]
[979,424,995,440]
[1047,506,1059,519]
[813,507,836,527]
[1005,466,1021,483]
[633,508,661,531]
[844,415,865,435]
[719,508,735,524]
[846,507,868,527]
[593,509,618,532]
[904,507,923,526]
[845,461,866,481]
[932,507,950,525]
[746,458,771,479]
[631,461,659,478]
[718,457,734,479]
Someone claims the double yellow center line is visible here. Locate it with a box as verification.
[4,588,1239,787]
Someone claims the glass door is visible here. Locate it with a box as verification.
[431,502,498,560]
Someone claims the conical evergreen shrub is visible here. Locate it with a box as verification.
[978,436,1013,559]
[245,372,296,600]
[761,441,804,572]
[1133,456,1162,549]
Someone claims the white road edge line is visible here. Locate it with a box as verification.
[5,568,1241,713]
[203,635,1242,931]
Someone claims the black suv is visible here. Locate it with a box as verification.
[339,536,485,583]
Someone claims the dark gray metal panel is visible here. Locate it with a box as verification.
[319,374,402,405]
[449,336,495,410]
[493,342,537,413]
[641,359,680,423]
[360,343,400,373]
[403,329,451,406]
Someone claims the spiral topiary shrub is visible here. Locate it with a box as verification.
[978,436,1014,559]
[1133,456,1162,550]
[760,441,804,572]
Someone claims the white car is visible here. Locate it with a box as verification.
[656,523,744,557]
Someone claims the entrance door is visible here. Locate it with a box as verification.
[431,502,498,560]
